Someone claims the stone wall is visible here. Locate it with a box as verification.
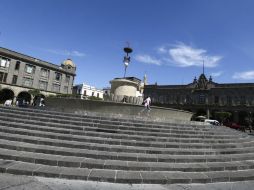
[103,94,143,105]
[45,97,193,122]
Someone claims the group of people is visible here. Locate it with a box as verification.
[3,97,45,107]
[32,97,45,107]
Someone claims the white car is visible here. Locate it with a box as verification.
[204,119,220,126]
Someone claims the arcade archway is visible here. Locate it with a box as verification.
[17,91,32,104]
[0,88,14,104]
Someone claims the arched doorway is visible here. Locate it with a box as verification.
[17,91,32,105]
[0,88,14,104]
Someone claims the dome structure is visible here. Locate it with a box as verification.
[62,59,76,68]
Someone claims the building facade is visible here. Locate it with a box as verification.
[73,83,104,99]
[144,73,254,124]
[0,47,76,104]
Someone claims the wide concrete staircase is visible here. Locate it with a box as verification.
[0,105,254,184]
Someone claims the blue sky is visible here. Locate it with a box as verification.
[1,0,254,88]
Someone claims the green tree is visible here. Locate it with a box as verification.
[214,112,232,123]
[28,89,41,97]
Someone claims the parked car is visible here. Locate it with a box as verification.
[223,122,241,130]
[204,119,220,126]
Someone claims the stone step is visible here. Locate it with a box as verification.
[2,121,240,148]
[0,106,239,133]
[0,110,227,135]
[0,144,254,172]
[0,106,253,184]
[0,124,249,153]
[0,122,250,149]
[1,159,254,184]
[0,131,246,156]
[0,116,242,141]
[0,106,197,128]
[0,122,253,148]
[0,142,254,172]
[1,136,254,164]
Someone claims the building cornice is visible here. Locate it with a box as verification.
[0,47,76,76]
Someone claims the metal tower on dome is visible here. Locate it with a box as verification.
[123,42,133,78]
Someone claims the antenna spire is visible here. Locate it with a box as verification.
[202,60,205,74]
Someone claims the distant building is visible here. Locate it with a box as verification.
[144,73,254,124]
[102,87,111,96]
[73,83,103,99]
[0,47,76,104]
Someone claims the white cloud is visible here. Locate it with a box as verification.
[211,71,223,77]
[134,54,161,65]
[157,46,167,54]
[233,71,254,80]
[168,43,222,68]
[135,42,222,68]
[46,49,85,57]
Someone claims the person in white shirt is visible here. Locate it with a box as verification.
[4,99,12,106]
[144,96,151,110]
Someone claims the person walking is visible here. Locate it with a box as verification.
[144,96,151,111]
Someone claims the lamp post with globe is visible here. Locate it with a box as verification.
[123,45,133,78]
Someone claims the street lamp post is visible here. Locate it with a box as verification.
[123,45,133,78]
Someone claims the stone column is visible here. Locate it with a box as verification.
[13,96,17,105]
[206,107,210,119]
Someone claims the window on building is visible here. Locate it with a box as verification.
[97,93,99,98]
[52,84,60,92]
[40,68,49,78]
[39,81,48,90]
[64,86,68,94]
[240,96,246,105]
[185,95,192,104]
[65,75,70,84]
[0,57,10,68]
[23,78,33,87]
[25,64,35,74]
[92,92,94,96]
[84,90,86,95]
[55,72,61,81]
[227,96,232,105]
[15,61,20,70]
[0,72,8,83]
[214,96,219,104]
[12,75,18,84]
[199,94,206,104]
[0,72,3,82]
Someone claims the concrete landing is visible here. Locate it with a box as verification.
[0,173,254,190]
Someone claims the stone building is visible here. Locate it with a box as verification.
[104,77,145,105]
[0,47,76,104]
[73,83,104,99]
[144,73,254,124]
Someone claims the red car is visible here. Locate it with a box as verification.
[223,122,241,130]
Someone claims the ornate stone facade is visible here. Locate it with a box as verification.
[144,74,254,124]
[0,47,76,103]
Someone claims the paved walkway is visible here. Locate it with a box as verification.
[0,173,254,190]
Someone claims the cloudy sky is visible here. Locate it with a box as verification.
[1,0,254,88]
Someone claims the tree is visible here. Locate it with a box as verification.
[28,89,41,97]
[214,112,232,123]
